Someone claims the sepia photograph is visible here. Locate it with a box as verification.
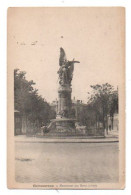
[7,7,125,189]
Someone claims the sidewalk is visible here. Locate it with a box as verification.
[15,134,119,143]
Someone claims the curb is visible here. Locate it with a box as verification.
[15,139,119,144]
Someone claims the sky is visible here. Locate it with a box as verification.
[8,7,124,103]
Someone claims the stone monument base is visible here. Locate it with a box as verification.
[45,118,77,136]
[55,118,76,130]
[41,119,105,137]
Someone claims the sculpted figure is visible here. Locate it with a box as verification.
[58,48,80,86]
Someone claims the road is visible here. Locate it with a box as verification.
[15,142,119,183]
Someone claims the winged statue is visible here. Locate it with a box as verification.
[58,47,80,86]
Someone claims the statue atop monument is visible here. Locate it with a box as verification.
[58,47,80,86]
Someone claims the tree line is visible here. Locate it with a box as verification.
[14,69,55,128]
[77,83,118,131]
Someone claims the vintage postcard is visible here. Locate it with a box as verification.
[7,7,125,189]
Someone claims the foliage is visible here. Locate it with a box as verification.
[14,69,55,126]
[87,83,118,129]
[76,83,118,130]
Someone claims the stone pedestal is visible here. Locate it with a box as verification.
[57,85,72,118]
[49,118,76,136]
[55,84,76,133]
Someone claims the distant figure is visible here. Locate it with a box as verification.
[109,124,111,131]
[41,125,48,135]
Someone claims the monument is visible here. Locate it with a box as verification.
[43,48,104,137]
[51,48,80,135]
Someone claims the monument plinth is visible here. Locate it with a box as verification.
[53,48,80,134]
[57,85,72,119]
